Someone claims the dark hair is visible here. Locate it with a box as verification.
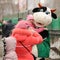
[18,18,22,21]
[7,20,12,23]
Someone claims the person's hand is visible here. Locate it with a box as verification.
[28,27,35,33]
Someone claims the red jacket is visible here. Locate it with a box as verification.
[12,28,43,60]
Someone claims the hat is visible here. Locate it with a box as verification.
[15,20,29,29]
[27,14,34,20]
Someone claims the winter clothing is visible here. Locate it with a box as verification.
[15,15,50,58]
[26,14,51,58]
[15,20,44,33]
[15,20,30,29]
[12,28,43,60]
[15,18,50,58]
[2,21,14,37]
[27,14,34,20]
[37,30,50,57]
[32,29,50,58]
[3,36,18,60]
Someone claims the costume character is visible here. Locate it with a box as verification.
[3,36,18,60]
[12,20,43,60]
[31,3,57,60]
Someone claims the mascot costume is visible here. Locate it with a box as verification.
[11,3,57,60]
[31,3,57,60]
[12,20,43,60]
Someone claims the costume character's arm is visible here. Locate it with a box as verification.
[33,27,49,39]
[39,30,49,39]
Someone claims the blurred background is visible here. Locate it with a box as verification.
[0,0,60,26]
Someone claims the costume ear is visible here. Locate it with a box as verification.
[32,8,40,13]
[51,13,57,19]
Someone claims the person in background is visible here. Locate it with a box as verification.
[1,19,17,60]
[18,18,23,21]
[2,20,15,37]
[2,20,8,37]
[3,29,18,60]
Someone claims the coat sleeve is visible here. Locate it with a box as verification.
[26,31,43,45]
[12,28,32,42]
[12,28,43,44]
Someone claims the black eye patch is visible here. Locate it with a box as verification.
[41,7,47,12]
[32,7,47,13]
[32,8,41,12]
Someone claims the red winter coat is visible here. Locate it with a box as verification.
[12,28,43,60]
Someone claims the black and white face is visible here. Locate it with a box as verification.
[32,6,57,27]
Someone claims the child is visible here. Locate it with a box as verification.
[12,20,43,60]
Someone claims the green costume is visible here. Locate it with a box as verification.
[37,30,50,58]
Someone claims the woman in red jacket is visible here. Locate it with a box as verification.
[12,20,43,60]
